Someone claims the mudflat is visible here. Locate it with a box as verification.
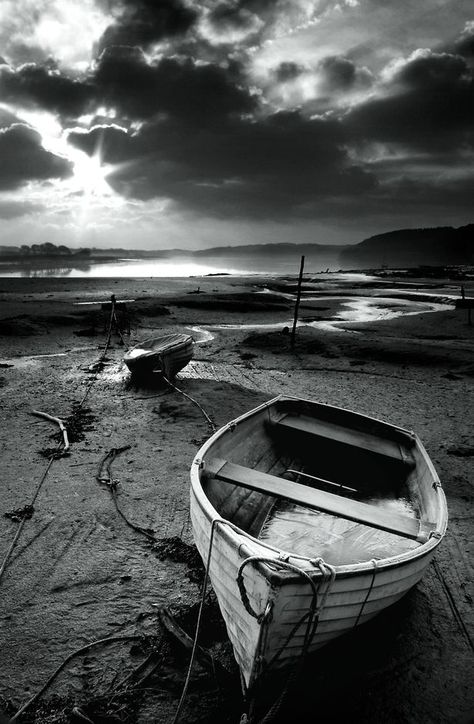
[0,273,473,723]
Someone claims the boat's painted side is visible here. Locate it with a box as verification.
[124,333,193,378]
[190,395,447,688]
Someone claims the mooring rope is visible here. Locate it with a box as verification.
[171,517,222,724]
[354,558,378,628]
[111,303,129,350]
[0,298,122,586]
[78,295,118,408]
[0,448,60,585]
[169,515,339,724]
[95,446,156,543]
[238,556,335,674]
[9,635,144,722]
[237,555,335,724]
[432,558,474,654]
[162,373,217,432]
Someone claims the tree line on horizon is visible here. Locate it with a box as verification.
[18,243,91,257]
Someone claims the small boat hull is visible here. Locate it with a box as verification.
[124,333,193,379]
[190,396,447,688]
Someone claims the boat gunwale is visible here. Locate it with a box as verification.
[124,332,193,360]
[190,394,448,582]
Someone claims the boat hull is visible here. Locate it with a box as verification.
[190,396,447,688]
[124,333,193,379]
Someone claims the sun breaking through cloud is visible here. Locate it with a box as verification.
[0,0,473,249]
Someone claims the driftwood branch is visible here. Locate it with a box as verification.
[31,410,70,452]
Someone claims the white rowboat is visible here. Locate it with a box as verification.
[190,395,447,689]
[124,333,193,379]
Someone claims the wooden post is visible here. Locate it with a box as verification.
[460,285,471,324]
[290,255,305,350]
[455,295,473,326]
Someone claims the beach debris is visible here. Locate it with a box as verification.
[85,359,107,373]
[4,505,34,522]
[66,405,95,442]
[71,706,94,723]
[38,446,66,459]
[158,607,216,675]
[32,410,69,453]
[152,537,204,583]
[35,407,94,456]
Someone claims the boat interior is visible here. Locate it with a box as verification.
[201,399,439,565]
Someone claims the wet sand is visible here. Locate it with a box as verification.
[0,273,473,723]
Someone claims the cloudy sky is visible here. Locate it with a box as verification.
[0,0,473,249]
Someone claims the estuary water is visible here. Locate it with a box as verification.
[0,252,344,278]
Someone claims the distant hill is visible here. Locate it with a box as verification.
[1,224,472,270]
[341,224,473,268]
[193,243,347,257]
[90,229,473,269]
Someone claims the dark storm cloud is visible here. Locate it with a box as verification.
[0,124,72,190]
[395,51,468,89]
[344,50,474,151]
[274,62,305,83]
[69,110,376,217]
[3,42,49,67]
[203,0,322,35]
[1,2,472,230]
[0,63,93,118]
[318,55,373,92]
[452,23,474,58]
[266,55,373,117]
[93,47,255,121]
[97,0,197,52]
[70,123,131,160]
[0,47,254,125]
[205,1,264,41]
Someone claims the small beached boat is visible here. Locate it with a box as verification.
[124,333,193,379]
[190,396,447,690]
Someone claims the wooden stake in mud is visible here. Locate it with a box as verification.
[290,255,305,350]
[455,287,473,326]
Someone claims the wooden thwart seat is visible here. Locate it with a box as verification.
[209,459,428,542]
[273,414,414,467]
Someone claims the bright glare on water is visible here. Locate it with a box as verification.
[0,253,354,278]
[0,258,253,278]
